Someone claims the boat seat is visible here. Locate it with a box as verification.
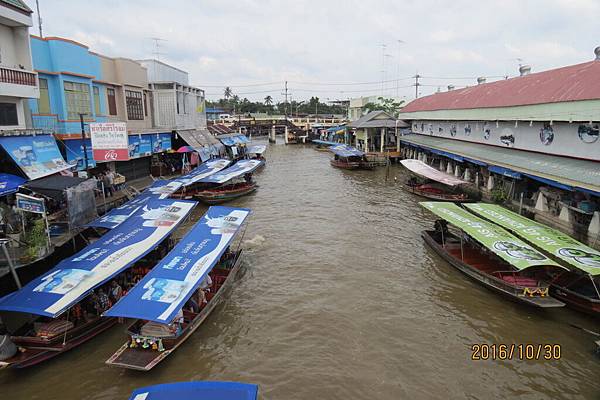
[501,275,539,287]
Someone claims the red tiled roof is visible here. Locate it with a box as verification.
[402,60,600,113]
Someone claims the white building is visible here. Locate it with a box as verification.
[348,96,404,121]
[0,0,38,132]
[137,59,206,130]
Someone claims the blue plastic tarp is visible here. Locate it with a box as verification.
[0,135,71,180]
[201,159,263,184]
[129,382,258,400]
[0,173,26,196]
[0,199,197,317]
[330,145,364,158]
[105,206,251,323]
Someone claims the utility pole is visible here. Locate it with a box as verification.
[35,0,43,37]
[413,73,420,99]
[283,80,288,120]
[79,113,89,171]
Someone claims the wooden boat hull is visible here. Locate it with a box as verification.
[330,159,360,169]
[105,251,244,371]
[194,184,257,204]
[0,317,116,369]
[422,230,564,308]
[405,184,470,202]
[550,284,600,318]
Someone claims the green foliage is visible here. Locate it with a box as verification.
[491,187,509,204]
[363,97,405,117]
[25,219,47,259]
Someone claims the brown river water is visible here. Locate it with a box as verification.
[2,139,600,399]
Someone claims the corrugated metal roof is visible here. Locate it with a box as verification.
[0,0,32,13]
[347,110,408,129]
[402,61,600,113]
[400,134,600,192]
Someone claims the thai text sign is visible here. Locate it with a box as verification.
[16,193,46,214]
[90,122,129,161]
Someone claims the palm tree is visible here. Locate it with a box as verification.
[264,95,273,106]
[223,86,232,99]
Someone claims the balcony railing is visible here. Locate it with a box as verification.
[0,66,37,86]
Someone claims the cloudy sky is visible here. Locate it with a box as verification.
[28,0,600,102]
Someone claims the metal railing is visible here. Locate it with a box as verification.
[0,66,37,86]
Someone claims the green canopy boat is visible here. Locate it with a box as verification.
[464,203,600,317]
[420,202,567,308]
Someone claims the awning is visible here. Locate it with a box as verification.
[420,202,564,271]
[86,180,171,229]
[169,158,231,188]
[201,160,263,184]
[246,144,266,155]
[330,145,364,158]
[0,199,197,317]
[400,159,468,186]
[105,206,251,323]
[401,134,600,193]
[465,203,600,276]
[217,134,249,147]
[0,173,26,196]
[522,174,573,191]
[0,135,71,180]
[24,175,86,200]
[129,382,259,400]
[488,165,522,179]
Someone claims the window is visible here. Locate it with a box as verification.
[38,78,50,114]
[107,88,117,115]
[93,86,100,115]
[64,81,91,120]
[0,103,18,126]
[125,90,144,120]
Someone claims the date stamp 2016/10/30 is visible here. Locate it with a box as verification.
[471,344,561,361]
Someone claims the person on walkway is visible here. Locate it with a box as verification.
[102,173,112,197]
[106,170,115,195]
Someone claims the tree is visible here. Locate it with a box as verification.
[363,97,405,117]
[224,86,232,99]
[264,95,273,106]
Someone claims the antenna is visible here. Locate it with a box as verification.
[148,37,167,60]
[35,0,43,37]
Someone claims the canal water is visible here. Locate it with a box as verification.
[2,140,599,399]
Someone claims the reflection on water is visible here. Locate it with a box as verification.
[2,140,599,400]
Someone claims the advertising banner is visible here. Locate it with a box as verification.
[64,138,96,170]
[151,133,172,154]
[129,134,153,158]
[105,206,250,323]
[90,122,129,162]
[0,135,70,180]
[0,198,197,317]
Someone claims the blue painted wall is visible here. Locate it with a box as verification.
[29,36,107,134]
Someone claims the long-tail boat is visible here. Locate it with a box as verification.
[312,139,340,151]
[129,381,259,400]
[401,159,471,202]
[420,202,567,307]
[0,199,196,368]
[246,144,267,161]
[190,159,263,204]
[105,206,251,371]
[330,145,375,170]
[464,203,600,317]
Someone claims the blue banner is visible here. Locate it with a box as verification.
[15,193,46,214]
[0,135,70,179]
[63,138,97,170]
[201,159,263,184]
[129,134,153,158]
[151,133,172,154]
[86,180,170,229]
[0,198,197,317]
[129,382,259,400]
[105,206,250,323]
[0,173,26,196]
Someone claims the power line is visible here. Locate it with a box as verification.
[197,81,282,88]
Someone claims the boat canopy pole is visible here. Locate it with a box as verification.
[590,274,600,300]
[460,233,464,261]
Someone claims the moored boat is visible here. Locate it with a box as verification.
[330,145,375,170]
[105,206,251,371]
[245,144,267,161]
[0,199,197,369]
[464,203,600,317]
[190,159,263,204]
[401,159,471,202]
[129,381,259,400]
[312,139,340,151]
[420,202,567,307]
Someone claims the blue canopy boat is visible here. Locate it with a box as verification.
[0,199,196,369]
[191,159,264,204]
[105,206,251,371]
[330,145,374,170]
[129,381,258,400]
[311,139,340,151]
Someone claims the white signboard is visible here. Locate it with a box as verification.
[90,122,129,161]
